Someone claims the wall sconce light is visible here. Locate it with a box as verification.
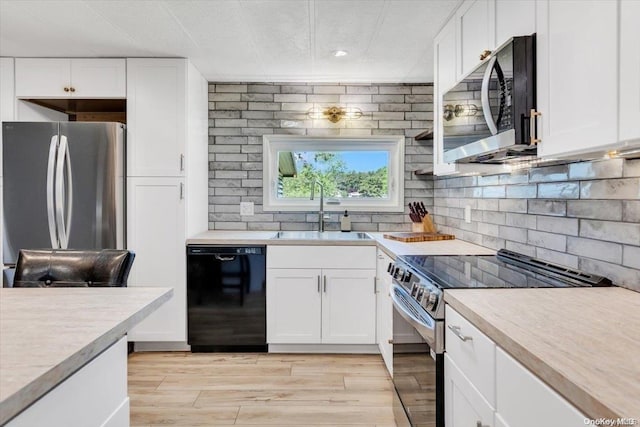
[307,106,363,123]
[443,103,479,121]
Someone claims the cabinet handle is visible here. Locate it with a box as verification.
[179,182,184,200]
[317,275,321,293]
[529,109,542,145]
[63,87,70,92]
[323,275,327,293]
[476,421,489,427]
[479,49,492,60]
[180,154,185,171]
[388,339,394,344]
[374,277,377,294]
[69,87,75,93]
[448,325,472,342]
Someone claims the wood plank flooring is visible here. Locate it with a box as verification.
[128,352,397,426]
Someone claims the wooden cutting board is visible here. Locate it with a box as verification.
[383,232,456,242]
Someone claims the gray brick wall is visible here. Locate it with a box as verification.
[433,158,640,291]
[208,83,434,233]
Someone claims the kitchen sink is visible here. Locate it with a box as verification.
[271,231,372,241]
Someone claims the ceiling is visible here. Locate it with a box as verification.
[0,0,460,83]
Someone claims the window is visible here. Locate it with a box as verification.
[263,135,405,212]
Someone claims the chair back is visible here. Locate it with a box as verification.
[13,249,135,288]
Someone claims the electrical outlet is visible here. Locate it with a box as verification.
[464,205,471,223]
[240,201,254,216]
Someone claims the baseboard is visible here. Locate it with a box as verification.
[132,341,190,352]
[268,344,380,354]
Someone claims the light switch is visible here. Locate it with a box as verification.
[240,202,254,216]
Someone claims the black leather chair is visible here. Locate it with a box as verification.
[13,249,135,288]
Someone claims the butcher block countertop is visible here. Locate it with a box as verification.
[187,230,495,258]
[444,287,640,421]
[0,287,172,425]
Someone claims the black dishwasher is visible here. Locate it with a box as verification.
[187,245,266,352]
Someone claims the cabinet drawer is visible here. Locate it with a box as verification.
[267,245,376,269]
[496,347,586,427]
[445,305,496,407]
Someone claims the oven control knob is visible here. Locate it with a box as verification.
[394,268,404,280]
[427,293,438,308]
[403,271,412,282]
[420,290,431,308]
[410,282,419,297]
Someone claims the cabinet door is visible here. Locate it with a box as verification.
[1,57,15,180]
[445,354,495,427]
[456,0,496,79]
[494,0,535,47]
[266,268,322,344]
[376,250,393,375]
[434,18,459,176]
[70,59,126,98]
[619,0,640,142]
[536,0,618,158]
[496,347,586,427]
[15,58,71,98]
[127,177,186,342]
[322,269,377,344]
[127,59,186,177]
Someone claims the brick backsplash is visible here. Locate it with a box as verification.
[208,82,434,233]
[433,158,640,291]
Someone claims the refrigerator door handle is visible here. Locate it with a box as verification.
[46,135,59,248]
[55,135,73,249]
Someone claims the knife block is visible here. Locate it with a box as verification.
[412,214,437,233]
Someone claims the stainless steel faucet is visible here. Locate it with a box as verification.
[310,180,327,232]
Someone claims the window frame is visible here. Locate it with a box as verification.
[262,134,405,212]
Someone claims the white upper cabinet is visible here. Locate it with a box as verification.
[536,0,619,158]
[619,0,640,143]
[455,0,495,80]
[435,18,458,96]
[494,0,535,46]
[14,58,125,98]
[127,59,186,177]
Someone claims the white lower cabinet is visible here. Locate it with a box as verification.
[266,246,377,345]
[266,268,322,343]
[495,347,586,427]
[127,177,186,342]
[445,354,495,427]
[445,304,587,427]
[322,268,377,344]
[7,337,129,427]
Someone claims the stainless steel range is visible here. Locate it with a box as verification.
[389,249,612,427]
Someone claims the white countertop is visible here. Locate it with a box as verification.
[187,230,495,258]
[0,287,172,425]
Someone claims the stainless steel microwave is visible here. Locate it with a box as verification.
[442,35,537,164]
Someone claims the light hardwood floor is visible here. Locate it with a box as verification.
[128,352,397,426]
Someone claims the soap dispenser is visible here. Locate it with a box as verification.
[340,210,351,232]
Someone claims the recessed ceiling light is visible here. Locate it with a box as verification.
[333,50,348,57]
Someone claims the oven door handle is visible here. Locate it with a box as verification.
[390,283,443,353]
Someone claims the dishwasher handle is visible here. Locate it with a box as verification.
[214,254,236,261]
[187,246,265,256]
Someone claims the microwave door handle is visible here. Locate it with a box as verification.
[481,55,499,135]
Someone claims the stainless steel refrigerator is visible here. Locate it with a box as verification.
[2,122,125,269]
